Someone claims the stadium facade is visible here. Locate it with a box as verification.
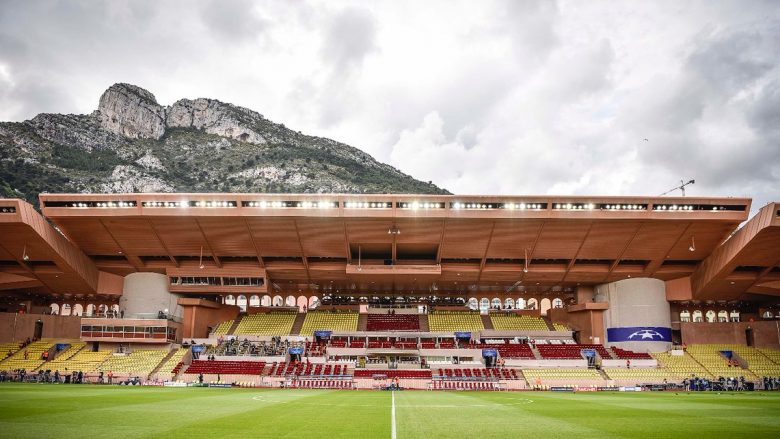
[0,193,778,389]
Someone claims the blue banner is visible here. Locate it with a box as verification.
[289,347,304,355]
[581,349,596,358]
[607,327,671,342]
[454,332,471,338]
[191,345,206,353]
[314,330,332,337]
[482,349,497,357]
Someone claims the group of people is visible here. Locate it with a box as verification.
[683,375,747,391]
[207,337,299,357]
[761,376,780,390]
[0,368,90,384]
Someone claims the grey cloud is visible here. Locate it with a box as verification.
[321,7,377,72]
[200,0,269,42]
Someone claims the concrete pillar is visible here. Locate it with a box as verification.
[597,277,671,353]
[120,273,184,319]
[576,286,595,304]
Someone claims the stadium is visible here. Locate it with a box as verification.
[1,193,779,437]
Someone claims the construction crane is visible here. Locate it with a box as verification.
[660,179,695,196]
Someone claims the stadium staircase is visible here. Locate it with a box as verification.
[596,368,611,380]
[290,313,307,336]
[542,317,556,331]
[529,345,542,360]
[357,314,368,331]
[150,348,179,376]
[51,342,86,362]
[480,315,494,330]
[226,319,242,335]
[418,315,429,332]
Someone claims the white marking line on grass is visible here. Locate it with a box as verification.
[391,391,397,439]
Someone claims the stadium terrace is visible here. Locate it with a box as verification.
[1,193,780,392]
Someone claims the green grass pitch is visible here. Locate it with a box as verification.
[1,384,779,438]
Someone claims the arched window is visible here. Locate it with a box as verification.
[50,303,60,315]
[61,303,72,316]
[692,310,703,322]
[86,304,96,317]
[527,298,538,310]
[552,298,563,309]
[249,295,260,307]
[261,295,271,307]
[705,310,716,323]
[717,310,728,323]
[73,304,83,316]
[730,310,740,322]
[679,310,691,322]
[468,298,479,310]
[236,295,248,312]
[504,298,515,309]
[491,298,501,309]
[98,304,108,316]
[479,298,490,312]
[540,298,552,316]
[273,295,283,307]
[297,296,308,311]
[309,296,320,309]
[225,295,236,306]
[762,310,772,319]
[285,296,296,307]
[516,298,526,309]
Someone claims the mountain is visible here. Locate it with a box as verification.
[0,83,448,206]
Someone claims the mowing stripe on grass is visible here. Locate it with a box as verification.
[391,391,397,439]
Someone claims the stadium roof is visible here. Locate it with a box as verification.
[1,193,778,301]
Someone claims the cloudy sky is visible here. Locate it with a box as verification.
[1,0,778,210]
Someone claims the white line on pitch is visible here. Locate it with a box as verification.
[391,391,397,439]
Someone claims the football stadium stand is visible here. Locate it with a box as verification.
[97,349,169,376]
[156,347,190,374]
[210,320,234,337]
[490,314,549,331]
[522,368,602,382]
[536,344,611,359]
[0,340,56,371]
[44,349,113,373]
[652,351,712,378]
[611,347,652,360]
[0,342,22,360]
[184,360,266,375]
[366,314,420,331]
[299,311,359,335]
[428,311,484,332]
[684,345,757,378]
[233,312,297,336]
[1,193,779,393]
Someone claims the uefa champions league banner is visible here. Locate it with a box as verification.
[607,326,672,342]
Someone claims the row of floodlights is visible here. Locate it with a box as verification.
[453,202,544,209]
[247,201,338,209]
[73,201,136,208]
[63,200,734,212]
[654,205,694,211]
[141,201,237,208]
[601,204,647,210]
[0,207,16,213]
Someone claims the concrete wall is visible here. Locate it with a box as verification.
[180,299,240,339]
[599,278,672,352]
[680,321,780,349]
[0,312,82,342]
[120,273,184,318]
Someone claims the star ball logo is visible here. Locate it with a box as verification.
[627,329,664,340]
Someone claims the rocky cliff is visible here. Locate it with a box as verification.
[0,83,447,205]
